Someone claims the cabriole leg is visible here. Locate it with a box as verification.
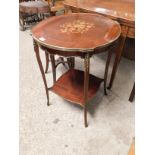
[33,40,50,106]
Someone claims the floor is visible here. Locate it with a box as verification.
[19,29,135,155]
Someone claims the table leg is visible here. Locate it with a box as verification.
[108,27,129,89]
[33,40,50,106]
[45,52,49,73]
[104,50,113,95]
[84,53,90,128]
[50,55,56,84]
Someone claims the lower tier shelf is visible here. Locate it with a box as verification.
[49,69,103,106]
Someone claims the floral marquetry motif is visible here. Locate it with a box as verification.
[32,13,121,50]
[60,20,95,34]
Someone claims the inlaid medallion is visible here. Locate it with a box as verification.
[60,20,95,34]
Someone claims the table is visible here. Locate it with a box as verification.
[32,13,121,127]
[63,0,135,89]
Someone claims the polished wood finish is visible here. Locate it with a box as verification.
[64,0,134,27]
[32,13,121,51]
[63,0,135,89]
[49,69,103,105]
[32,13,121,127]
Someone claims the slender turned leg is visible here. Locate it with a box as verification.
[33,40,50,106]
[129,83,135,102]
[45,52,49,73]
[50,55,56,84]
[84,53,90,128]
[104,50,113,95]
[108,27,129,89]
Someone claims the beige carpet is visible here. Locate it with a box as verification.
[19,29,135,155]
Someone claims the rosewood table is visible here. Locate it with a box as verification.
[63,0,135,89]
[32,13,121,127]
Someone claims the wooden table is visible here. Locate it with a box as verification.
[32,13,121,127]
[63,0,135,89]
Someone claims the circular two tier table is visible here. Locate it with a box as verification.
[32,13,121,127]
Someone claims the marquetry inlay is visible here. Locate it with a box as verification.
[60,20,95,34]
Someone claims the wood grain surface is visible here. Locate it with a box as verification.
[64,0,135,27]
[32,13,121,52]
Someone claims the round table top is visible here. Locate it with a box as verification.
[32,13,121,52]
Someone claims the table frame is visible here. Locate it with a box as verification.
[33,40,114,127]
